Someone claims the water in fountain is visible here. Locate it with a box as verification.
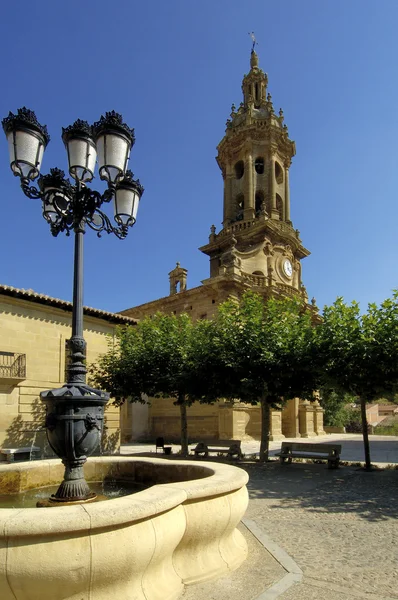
[0,479,150,508]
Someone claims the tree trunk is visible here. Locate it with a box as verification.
[259,394,270,463]
[360,396,372,471]
[179,393,189,457]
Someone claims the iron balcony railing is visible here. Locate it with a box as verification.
[0,351,26,379]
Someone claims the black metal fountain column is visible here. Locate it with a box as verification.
[41,182,109,502]
[2,108,144,503]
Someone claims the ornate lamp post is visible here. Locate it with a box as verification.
[2,107,144,503]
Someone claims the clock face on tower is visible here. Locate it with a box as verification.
[283,259,293,278]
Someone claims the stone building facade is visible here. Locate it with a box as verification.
[0,284,136,457]
[120,49,324,443]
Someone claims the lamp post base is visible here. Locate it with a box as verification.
[40,383,109,504]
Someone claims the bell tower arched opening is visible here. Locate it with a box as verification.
[275,161,283,184]
[255,157,264,175]
[255,190,264,216]
[234,160,244,179]
[276,194,283,221]
[236,194,244,221]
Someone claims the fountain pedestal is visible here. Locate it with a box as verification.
[41,383,108,502]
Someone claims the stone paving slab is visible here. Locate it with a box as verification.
[279,581,359,600]
[244,463,398,600]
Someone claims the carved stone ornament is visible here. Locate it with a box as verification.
[283,244,293,259]
[263,242,274,256]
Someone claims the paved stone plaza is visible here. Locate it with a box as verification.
[123,435,398,599]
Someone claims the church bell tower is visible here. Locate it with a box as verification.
[200,48,310,299]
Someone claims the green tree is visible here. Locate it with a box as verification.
[91,312,214,457]
[319,387,354,428]
[318,293,398,470]
[209,291,319,462]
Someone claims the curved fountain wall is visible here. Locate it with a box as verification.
[0,456,249,600]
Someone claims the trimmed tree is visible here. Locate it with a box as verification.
[317,293,398,470]
[91,312,214,457]
[209,291,319,462]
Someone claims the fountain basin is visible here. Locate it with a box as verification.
[0,456,249,600]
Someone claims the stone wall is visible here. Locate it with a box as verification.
[125,397,325,444]
[0,293,122,456]
[148,397,219,442]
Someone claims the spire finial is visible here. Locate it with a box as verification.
[248,32,259,69]
[248,31,257,51]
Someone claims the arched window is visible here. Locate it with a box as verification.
[255,190,264,215]
[252,270,264,276]
[236,194,244,220]
[255,157,264,174]
[276,194,283,220]
[275,161,283,184]
[234,160,244,179]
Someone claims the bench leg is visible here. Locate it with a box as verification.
[328,459,339,469]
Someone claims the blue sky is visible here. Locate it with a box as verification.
[0,0,397,314]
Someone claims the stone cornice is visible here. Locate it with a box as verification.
[200,218,310,259]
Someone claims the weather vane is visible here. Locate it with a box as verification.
[248,31,258,51]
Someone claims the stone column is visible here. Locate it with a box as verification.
[269,409,285,441]
[313,400,326,436]
[218,403,234,439]
[285,167,291,222]
[281,398,300,438]
[298,400,317,438]
[218,403,254,440]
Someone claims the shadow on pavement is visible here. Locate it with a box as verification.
[241,462,398,523]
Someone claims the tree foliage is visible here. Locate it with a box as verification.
[317,293,398,469]
[319,388,354,428]
[91,312,214,456]
[209,291,319,461]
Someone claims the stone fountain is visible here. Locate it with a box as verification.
[0,456,249,599]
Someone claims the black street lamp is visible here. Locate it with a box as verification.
[2,107,144,503]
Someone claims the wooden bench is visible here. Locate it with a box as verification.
[193,439,242,459]
[0,446,41,462]
[276,442,341,469]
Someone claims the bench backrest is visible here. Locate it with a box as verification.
[281,442,341,455]
[199,440,241,448]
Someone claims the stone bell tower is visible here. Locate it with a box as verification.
[200,48,310,299]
